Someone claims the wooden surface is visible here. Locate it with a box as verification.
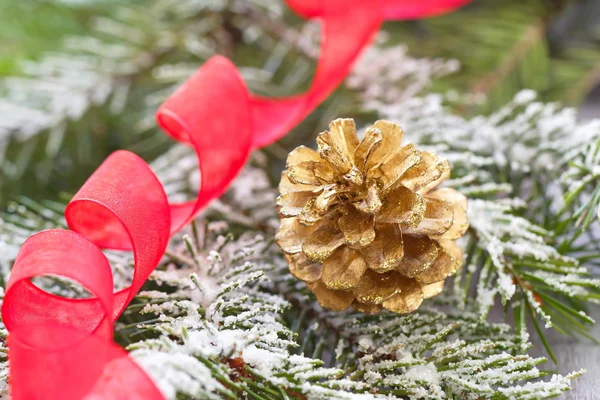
[532,307,600,399]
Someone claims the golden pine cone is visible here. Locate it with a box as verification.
[275,119,469,314]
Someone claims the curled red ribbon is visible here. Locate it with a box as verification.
[2,1,469,398]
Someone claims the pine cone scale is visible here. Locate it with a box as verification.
[354,127,383,169]
[398,235,439,275]
[376,186,426,226]
[354,270,401,304]
[382,280,424,313]
[409,196,455,236]
[365,120,404,170]
[377,143,421,193]
[359,225,404,273]
[321,247,368,290]
[402,152,450,193]
[287,253,322,283]
[338,206,375,248]
[302,225,345,262]
[309,280,354,311]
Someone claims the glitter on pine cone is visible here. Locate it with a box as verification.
[275,118,469,314]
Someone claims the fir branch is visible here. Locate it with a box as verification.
[355,75,600,348]
[126,226,584,399]
[384,0,600,111]
[0,0,313,203]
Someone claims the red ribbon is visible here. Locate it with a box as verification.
[2,1,469,398]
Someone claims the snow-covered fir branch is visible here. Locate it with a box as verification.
[128,227,584,399]
[0,0,312,192]
[0,0,292,142]
[465,199,600,333]
[559,135,600,232]
[347,35,459,109]
[386,93,600,339]
[0,17,599,397]
[347,47,600,344]
[365,87,600,178]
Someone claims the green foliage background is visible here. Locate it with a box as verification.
[2,0,600,206]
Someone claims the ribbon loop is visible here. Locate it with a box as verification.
[3,230,114,345]
[3,230,118,400]
[157,56,253,232]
